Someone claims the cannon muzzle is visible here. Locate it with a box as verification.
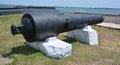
[11,9,103,42]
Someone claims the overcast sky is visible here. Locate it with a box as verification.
[0,0,120,8]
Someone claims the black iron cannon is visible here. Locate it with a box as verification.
[11,9,103,42]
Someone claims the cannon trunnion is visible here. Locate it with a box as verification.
[11,9,103,42]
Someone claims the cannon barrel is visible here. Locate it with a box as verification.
[11,9,103,42]
[64,14,103,30]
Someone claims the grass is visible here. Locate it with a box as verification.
[0,14,120,65]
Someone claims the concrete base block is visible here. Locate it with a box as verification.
[67,26,98,45]
[26,37,72,59]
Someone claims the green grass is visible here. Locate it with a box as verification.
[0,14,120,65]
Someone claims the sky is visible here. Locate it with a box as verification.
[0,0,120,8]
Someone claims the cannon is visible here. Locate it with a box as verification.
[11,9,103,42]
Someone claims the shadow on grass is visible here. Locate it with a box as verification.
[2,43,44,58]
[62,36,89,45]
[62,38,77,43]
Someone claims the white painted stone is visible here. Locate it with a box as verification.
[67,26,98,45]
[26,37,72,59]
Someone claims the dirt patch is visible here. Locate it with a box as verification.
[0,57,13,64]
[92,58,114,65]
[98,32,120,52]
[66,61,77,65]
[98,32,120,41]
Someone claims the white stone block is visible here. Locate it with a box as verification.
[26,37,72,59]
[67,26,98,45]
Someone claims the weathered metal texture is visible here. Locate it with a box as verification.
[11,9,103,42]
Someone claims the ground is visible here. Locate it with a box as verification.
[0,14,120,65]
